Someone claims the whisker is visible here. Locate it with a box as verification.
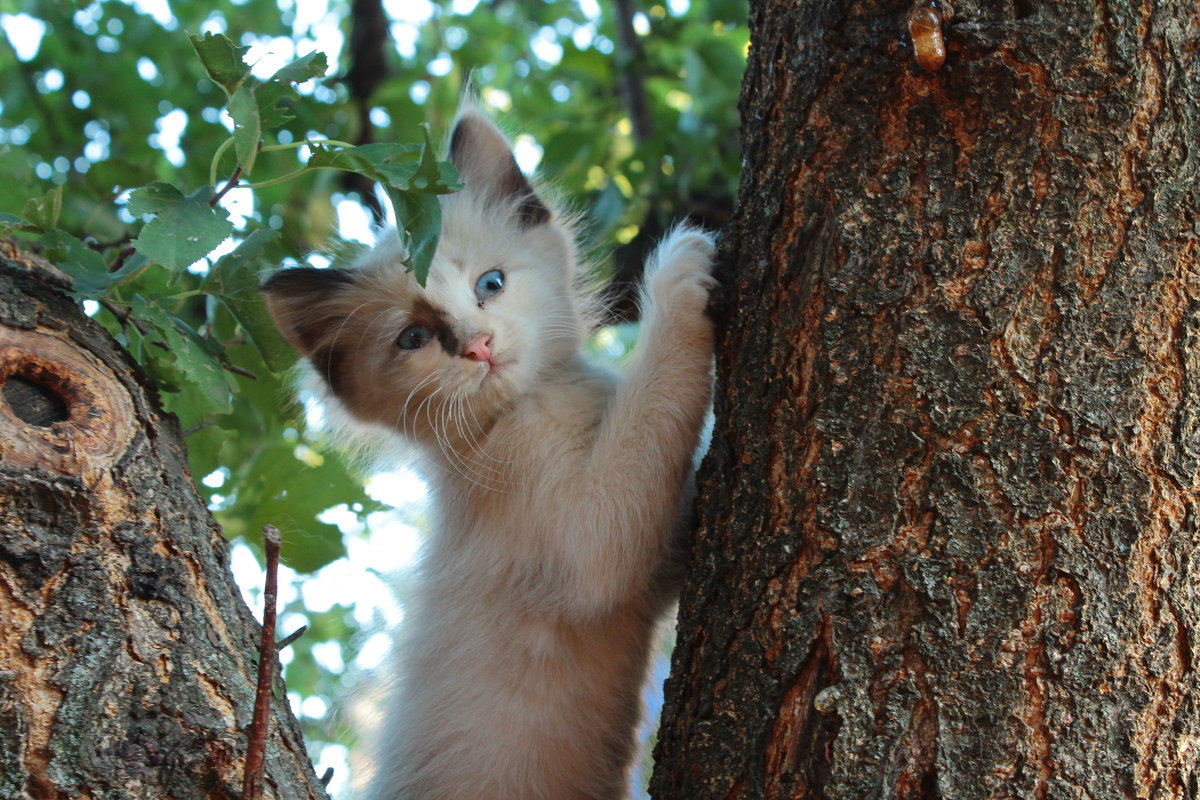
[449,395,487,466]
[396,372,440,441]
[458,393,514,466]
[321,299,379,385]
[444,401,510,484]
[429,393,504,491]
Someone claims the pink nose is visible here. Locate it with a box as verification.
[462,334,494,363]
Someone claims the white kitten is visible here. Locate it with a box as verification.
[261,108,715,800]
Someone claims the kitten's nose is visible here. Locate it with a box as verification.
[462,334,494,364]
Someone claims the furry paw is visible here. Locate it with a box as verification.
[645,226,717,318]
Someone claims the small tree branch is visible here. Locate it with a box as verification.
[99,299,156,340]
[223,362,259,380]
[107,244,136,273]
[211,167,244,207]
[243,525,282,800]
[182,420,217,437]
[276,625,308,651]
[87,234,134,251]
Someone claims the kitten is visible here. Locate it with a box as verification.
[261,108,715,800]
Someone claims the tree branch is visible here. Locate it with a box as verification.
[341,0,389,226]
[611,0,655,145]
[243,525,282,800]
[276,625,308,651]
[211,167,243,207]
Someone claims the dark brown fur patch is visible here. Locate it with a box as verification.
[514,191,551,229]
[310,343,348,397]
[450,115,550,230]
[260,266,355,295]
[411,298,460,356]
[448,117,476,167]
[260,267,356,352]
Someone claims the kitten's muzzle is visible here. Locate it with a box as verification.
[462,334,495,367]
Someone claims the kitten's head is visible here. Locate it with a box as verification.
[261,109,590,448]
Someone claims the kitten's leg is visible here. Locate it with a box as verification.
[557,225,716,616]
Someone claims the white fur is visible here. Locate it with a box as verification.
[266,111,715,800]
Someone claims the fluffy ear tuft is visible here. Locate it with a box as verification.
[449,110,550,229]
[260,267,356,356]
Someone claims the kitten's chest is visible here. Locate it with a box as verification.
[482,376,611,470]
[433,382,610,547]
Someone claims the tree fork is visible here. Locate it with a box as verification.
[653,0,1200,798]
[0,241,327,799]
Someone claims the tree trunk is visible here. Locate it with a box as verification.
[0,242,327,800]
[653,1,1200,798]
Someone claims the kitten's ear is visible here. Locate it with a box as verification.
[260,267,356,356]
[449,110,550,229]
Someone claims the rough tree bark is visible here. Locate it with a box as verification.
[0,243,328,799]
[653,0,1200,798]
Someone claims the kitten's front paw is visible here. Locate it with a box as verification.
[646,226,717,316]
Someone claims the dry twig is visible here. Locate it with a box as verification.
[243,524,282,800]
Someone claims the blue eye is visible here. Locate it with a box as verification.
[474,269,505,304]
[397,325,435,351]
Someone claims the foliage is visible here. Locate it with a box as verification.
[0,3,461,579]
[0,0,743,792]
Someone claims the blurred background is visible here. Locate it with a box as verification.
[0,0,744,795]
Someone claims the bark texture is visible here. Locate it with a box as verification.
[0,242,327,800]
[653,0,1200,798]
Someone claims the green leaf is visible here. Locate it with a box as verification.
[408,124,462,194]
[110,252,153,287]
[128,181,185,216]
[306,130,459,287]
[271,514,346,573]
[229,85,262,176]
[133,187,233,271]
[0,212,39,234]
[387,190,441,287]
[201,229,292,371]
[270,51,328,85]
[131,294,234,415]
[391,126,454,286]
[40,230,111,295]
[589,182,627,239]
[306,141,460,195]
[189,32,251,95]
[255,80,296,133]
[230,440,354,572]
[306,142,418,187]
[250,53,327,137]
[23,186,63,231]
[37,230,147,297]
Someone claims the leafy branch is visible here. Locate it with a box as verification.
[0,31,461,434]
[190,31,460,283]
